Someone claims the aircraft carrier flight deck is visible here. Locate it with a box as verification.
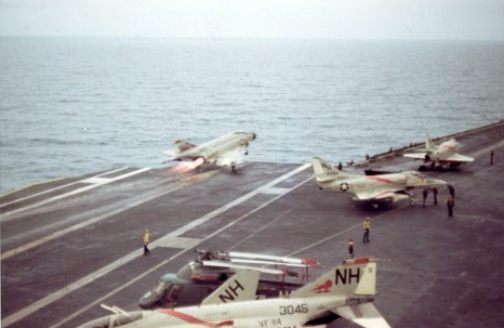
[1,121,504,328]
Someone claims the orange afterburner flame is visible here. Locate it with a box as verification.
[169,157,205,174]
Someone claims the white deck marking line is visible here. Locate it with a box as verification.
[287,204,409,257]
[95,167,132,177]
[469,139,504,159]
[47,167,313,328]
[3,163,311,328]
[81,176,112,184]
[228,207,297,251]
[155,236,202,249]
[0,167,128,210]
[1,168,150,220]
[0,172,218,260]
[260,187,291,195]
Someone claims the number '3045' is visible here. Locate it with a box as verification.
[279,304,308,315]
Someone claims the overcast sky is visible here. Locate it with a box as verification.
[1,0,503,40]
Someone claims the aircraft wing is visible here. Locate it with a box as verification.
[162,149,178,160]
[215,147,247,167]
[333,303,391,328]
[403,152,427,160]
[354,189,409,201]
[444,153,474,163]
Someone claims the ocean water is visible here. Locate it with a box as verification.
[1,38,503,193]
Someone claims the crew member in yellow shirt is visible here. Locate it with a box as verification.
[362,217,371,243]
[143,228,151,255]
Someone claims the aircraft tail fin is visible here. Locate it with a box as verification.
[174,140,197,155]
[291,257,376,298]
[425,136,435,152]
[313,157,355,182]
[201,271,260,305]
[313,157,333,176]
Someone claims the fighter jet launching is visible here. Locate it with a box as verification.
[313,157,447,205]
[164,132,256,173]
[403,136,474,170]
[79,257,390,328]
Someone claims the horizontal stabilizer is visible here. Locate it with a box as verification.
[333,303,391,328]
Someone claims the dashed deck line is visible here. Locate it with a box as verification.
[2,163,311,328]
[1,172,215,260]
[48,169,314,328]
[469,139,504,159]
[0,167,128,210]
[287,204,409,257]
[260,187,292,195]
[1,168,150,220]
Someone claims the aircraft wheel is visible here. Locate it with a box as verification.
[219,273,228,282]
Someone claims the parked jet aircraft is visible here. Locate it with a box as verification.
[403,136,474,170]
[164,132,256,173]
[79,257,390,328]
[139,249,320,309]
[313,157,447,205]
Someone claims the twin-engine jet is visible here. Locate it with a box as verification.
[79,257,390,328]
[313,157,447,205]
[403,136,474,169]
[164,132,256,173]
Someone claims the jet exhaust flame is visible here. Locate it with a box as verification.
[169,158,205,174]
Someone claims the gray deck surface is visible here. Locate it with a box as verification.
[1,122,504,328]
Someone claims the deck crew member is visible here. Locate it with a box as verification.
[490,150,494,165]
[362,217,371,243]
[433,187,439,205]
[448,185,455,198]
[348,239,354,258]
[422,188,429,208]
[446,196,455,217]
[143,228,151,255]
